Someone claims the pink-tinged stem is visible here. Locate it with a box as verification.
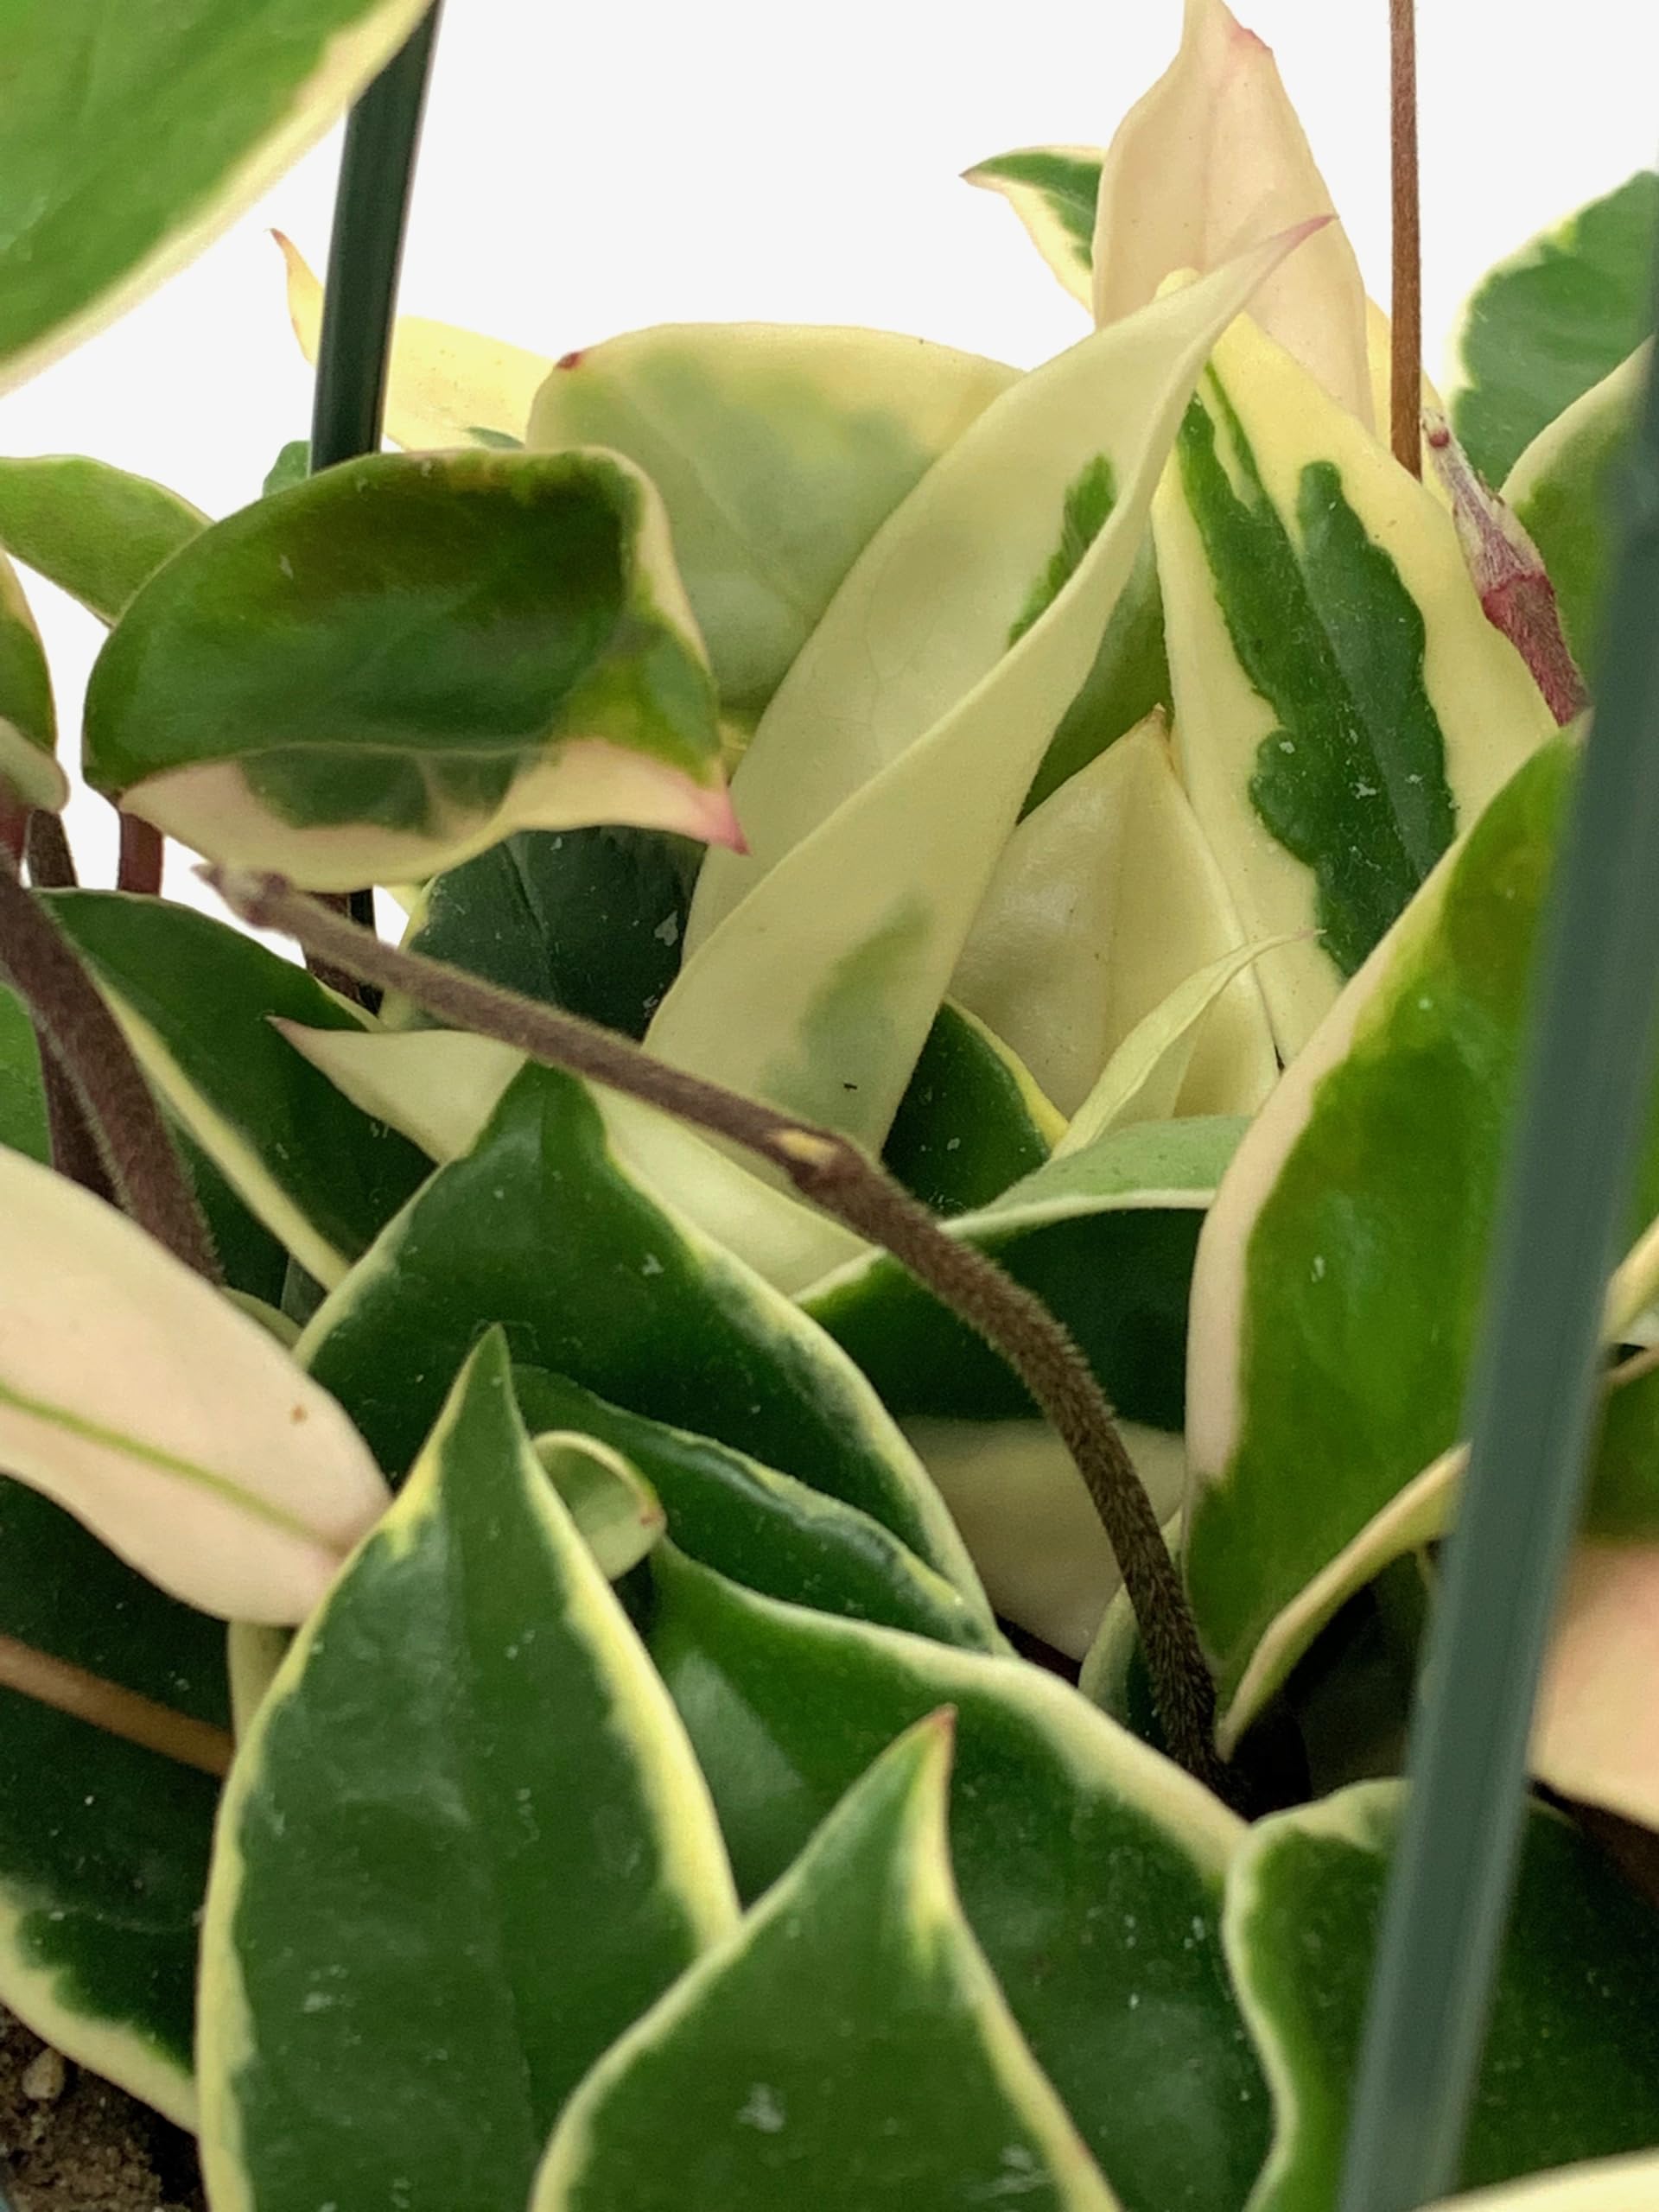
[1427,414,1589,725]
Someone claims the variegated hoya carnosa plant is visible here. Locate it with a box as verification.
[2,0,1659,2205]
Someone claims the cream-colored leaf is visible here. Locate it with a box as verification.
[1424,2159,1659,2212]
[1090,0,1372,427]
[1532,1542,1659,1833]
[1059,934,1294,1152]
[274,232,551,449]
[651,232,1317,1150]
[953,714,1279,1122]
[1154,310,1555,1058]
[0,1148,388,1622]
[903,1418,1187,1660]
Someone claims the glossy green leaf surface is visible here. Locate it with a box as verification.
[880,1001,1058,1217]
[261,441,310,499]
[0,454,205,621]
[46,892,430,1287]
[527,322,1017,724]
[198,1334,737,2212]
[1184,741,1579,1734]
[84,448,734,889]
[0,982,48,1163]
[404,823,693,1041]
[0,0,432,391]
[1154,315,1551,1053]
[1451,172,1659,486]
[653,239,1306,1151]
[803,1116,1241,1431]
[512,1367,993,1649]
[301,1062,988,1615]
[0,1141,389,1622]
[1506,345,1646,670]
[1227,1783,1659,2209]
[534,1719,1116,2212]
[964,146,1102,306]
[649,1550,1268,2212]
[0,1478,224,2127]
[0,548,62,809]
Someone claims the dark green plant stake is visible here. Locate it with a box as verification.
[1338,253,1659,2209]
[309,1,442,945]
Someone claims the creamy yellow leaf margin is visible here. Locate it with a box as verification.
[651,231,1319,1151]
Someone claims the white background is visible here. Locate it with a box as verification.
[2,0,1655,897]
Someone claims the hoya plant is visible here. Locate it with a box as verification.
[0,0,1656,2206]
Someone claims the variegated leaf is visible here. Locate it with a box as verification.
[649,233,1315,1150]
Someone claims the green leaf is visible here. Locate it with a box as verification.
[0,0,435,392]
[880,1001,1059,1217]
[649,1548,1269,2212]
[300,1060,991,1618]
[0,1141,390,1621]
[1181,735,1659,1742]
[953,715,1278,1120]
[0,548,63,810]
[803,1114,1241,1431]
[404,824,694,1040]
[1451,172,1659,485]
[276,230,550,450]
[1505,345,1646,671]
[45,892,431,1288]
[527,322,1018,725]
[1154,315,1554,1053]
[533,1717,1117,2212]
[260,441,310,499]
[84,448,736,890]
[198,1332,737,2212]
[0,981,48,1163]
[1226,1783,1659,2208]
[963,146,1103,306]
[1020,528,1171,816]
[652,237,1310,1151]
[0,454,205,621]
[531,1429,665,1581]
[173,1125,289,1306]
[512,1367,995,1650]
[0,1478,225,2126]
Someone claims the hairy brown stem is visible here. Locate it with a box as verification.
[116,815,164,896]
[23,809,77,891]
[0,856,219,1281]
[1389,0,1422,477]
[208,867,1233,1798]
[0,1632,231,1777]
